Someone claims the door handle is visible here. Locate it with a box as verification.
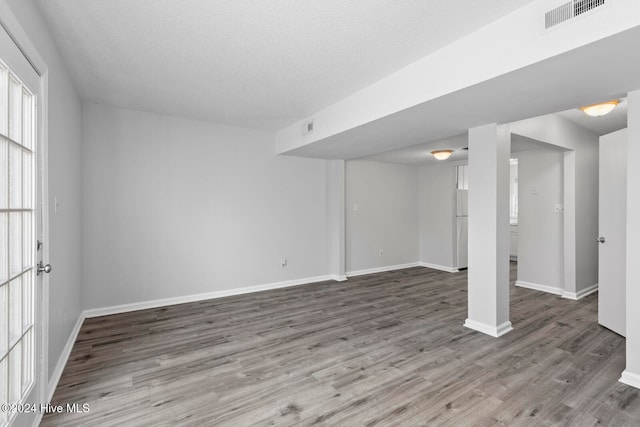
[37,261,52,275]
[597,237,605,243]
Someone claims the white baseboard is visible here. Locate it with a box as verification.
[346,262,421,278]
[418,262,459,273]
[47,314,84,403]
[562,283,598,300]
[464,319,513,338]
[83,274,334,318]
[35,315,85,426]
[328,274,348,282]
[620,370,640,389]
[515,280,564,296]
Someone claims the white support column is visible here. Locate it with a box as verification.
[562,151,577,298]
[621,90,640,389]
[326,160,347,281]
[464,123,512,337]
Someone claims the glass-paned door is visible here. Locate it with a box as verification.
[0,54,37,427]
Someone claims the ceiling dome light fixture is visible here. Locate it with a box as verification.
[580,100,619,117]
[431,149,453,160]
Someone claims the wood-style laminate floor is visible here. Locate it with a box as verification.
[42,265,640,426]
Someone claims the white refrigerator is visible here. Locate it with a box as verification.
[456,189,468,269]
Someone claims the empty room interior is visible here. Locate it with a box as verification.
[2,0,640,426]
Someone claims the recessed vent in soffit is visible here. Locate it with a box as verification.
[545,0,606,29]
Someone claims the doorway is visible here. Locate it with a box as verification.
[0,22,45,427]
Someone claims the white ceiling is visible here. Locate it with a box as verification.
[35,0,537,130]
[556,98,627,136]
[363,133,469,165]
[364,100,628,165]
[361,131,567,165]
[285,24,640,161]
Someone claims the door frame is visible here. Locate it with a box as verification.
[0,0,50,414]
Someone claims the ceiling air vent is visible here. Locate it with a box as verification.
[301,119,314,136]
[545,0,605,30]
[574,0,606,16]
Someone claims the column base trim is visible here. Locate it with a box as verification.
[620,370,640,389]
[464,319,513,338]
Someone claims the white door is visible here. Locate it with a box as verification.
[0,22,45,427]
[598,128,627,337]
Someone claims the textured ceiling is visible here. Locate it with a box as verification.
[35,0,536,130]
[362,131,570,165]
[364,100,629,165]
[362,133,469,165]
[555,98,627,136]
[281,20,640,161]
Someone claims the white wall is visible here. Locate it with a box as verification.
[574,142,599,294]
[622,90,640,388]
[345,160,419,273]
[82,103,329,309]
[509,115,599,294]
[516,148,565,292]
[6,0,84,381]
[419,163,456,269]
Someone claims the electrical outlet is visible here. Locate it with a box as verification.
[378,249,383,257]
[281,258,287,267]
